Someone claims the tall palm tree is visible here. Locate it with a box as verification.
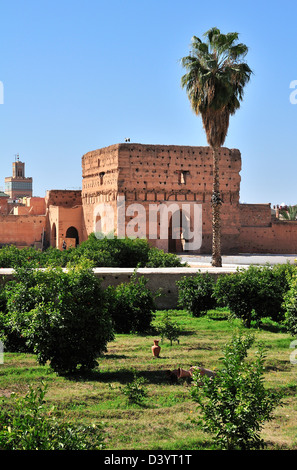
[181,27,252,266]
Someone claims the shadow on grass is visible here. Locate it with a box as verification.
[65,367,174,385]
[102,354,128,360]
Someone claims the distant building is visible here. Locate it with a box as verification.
[5,155,33,199]
[0,190,9,215]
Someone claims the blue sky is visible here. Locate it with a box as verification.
[0,0,296,206]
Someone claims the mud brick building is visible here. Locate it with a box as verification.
[81,143,242,253]
[1,142,297,254]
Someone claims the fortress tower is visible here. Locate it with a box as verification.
[81,143,242,253]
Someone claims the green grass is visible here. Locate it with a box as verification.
[1,309,297,450]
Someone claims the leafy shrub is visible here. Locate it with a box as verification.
[146,247,184,267]
[283,271,297,336]
[106,272,156,333]
[75,234,150,267]
[0,234,184,268]
[5,262,114,374]
[191,332,283,450]
[0,382,105,450]
[177,272,216,317]
[0,284,30,353]
[214,264,295,328]
[151,310,181,345]
[0,245,40,268]
[122,373,148,406]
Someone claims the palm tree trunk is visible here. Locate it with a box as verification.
[211,146,222,267]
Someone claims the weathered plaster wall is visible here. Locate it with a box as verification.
[81,143,242,253]
[45,190,83,249]
[1,142,297,255]
[0,214,46,248]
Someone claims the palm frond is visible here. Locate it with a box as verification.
[180,27,252,146]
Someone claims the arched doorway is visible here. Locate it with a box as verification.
[168,210,191,253]
[51,223,57,248]
[66,226,79,246]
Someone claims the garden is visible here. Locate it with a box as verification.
[0,237,297,450]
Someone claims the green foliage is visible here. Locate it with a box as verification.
[4,261,114,374]
[279,205,297,220]
[177,272,216,317]
[121,373,148,406]
[151,310,181,345]
[146,247,185,267]
[0,382,105,450]
[0,245,40,269]
[0,235,184,269]
[214,264,295,328]
[106,272,156,334]
[180,28,252,146]
[190,332,283,450]
[75,234,150,268]
[283,271,297,336]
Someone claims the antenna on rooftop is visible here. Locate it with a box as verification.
[15,153,19,161]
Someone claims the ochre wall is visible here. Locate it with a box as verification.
[81,145,119,240]
[0,214,46,248]
[45,190,83,249]
[240,203,272,227]
[1,143,297,255]
[81,143,242,253]
[238,222,297,254]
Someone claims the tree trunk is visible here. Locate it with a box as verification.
[211,146,222,267]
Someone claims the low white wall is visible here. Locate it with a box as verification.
[0,267,237,309]
[94,267,236,309]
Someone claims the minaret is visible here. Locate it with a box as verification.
[4,154,33,199]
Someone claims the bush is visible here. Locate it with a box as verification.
[177,272,216,317]
[191,332,283,450]
[0,283,30,353]
[151,310,181,345]
[0,245,40,268]
[146,247,184,267]
[0,234,185,268]
[121,373,148,406]
[106,272,156,334]
[75,234,150,268]
[214,264,295,328]
[283,271,297,336]
[0,382,105,450]
[4,262,114,374]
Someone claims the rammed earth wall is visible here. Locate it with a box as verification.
[1,143,297,254]
[81,143,242,253]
